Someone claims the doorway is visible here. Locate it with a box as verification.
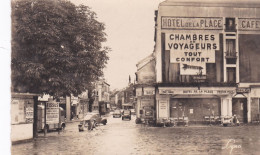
[232,98,247,123]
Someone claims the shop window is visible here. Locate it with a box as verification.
[225,18,236,31]
[227,67,236,83]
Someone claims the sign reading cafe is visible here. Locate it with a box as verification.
[163,17,221,75]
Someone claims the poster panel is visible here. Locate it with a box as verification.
[46,102,59,124]
[158,100,168,118]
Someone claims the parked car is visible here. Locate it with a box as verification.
[130,109,136,115]
[78,113,107,132]
[122,110,131,120]
[113,110,121,118]
[222,116,233,127]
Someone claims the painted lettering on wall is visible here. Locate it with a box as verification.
[165,32,219,75]
[161,17,223,30]
[238,18,260,31]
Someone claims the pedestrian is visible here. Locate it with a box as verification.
[71,111,74,120]
[233,115,240,126]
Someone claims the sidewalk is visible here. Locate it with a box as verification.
[65,118,81,123]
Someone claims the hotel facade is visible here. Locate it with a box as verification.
[137,0,260,125]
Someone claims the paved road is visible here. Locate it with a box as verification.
[12,114,260,155]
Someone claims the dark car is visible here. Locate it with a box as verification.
[113,110,121,118]
[122,110,131,120]
[78,112,107,132]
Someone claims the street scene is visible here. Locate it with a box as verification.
[11,113,260,155]
[7,0,260,154]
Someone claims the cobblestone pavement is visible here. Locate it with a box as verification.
[12,114,260,155]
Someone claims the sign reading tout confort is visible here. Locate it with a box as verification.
[162,17,221,75]
[161,17,223,30]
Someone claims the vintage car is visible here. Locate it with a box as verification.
[130,109,136,115]
[122,110,131,120]
[222,115,240,127]
[222,116,233,127]
[113,110,121,118]
[78,113,107,132]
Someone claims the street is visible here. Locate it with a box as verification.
[12,113,260,155]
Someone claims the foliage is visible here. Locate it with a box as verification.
[12,0,109,97]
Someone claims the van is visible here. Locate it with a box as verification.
[37,105,66,132]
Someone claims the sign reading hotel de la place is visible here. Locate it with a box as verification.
[162,17,222,75]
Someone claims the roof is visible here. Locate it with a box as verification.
[136,53,155,71]
[160,0,260,8]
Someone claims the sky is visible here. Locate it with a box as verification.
[70,0,165,90]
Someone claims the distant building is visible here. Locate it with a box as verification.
[92,79,110,114]
[135,53,156,124]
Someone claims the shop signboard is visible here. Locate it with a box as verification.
[159,88,235,95]
[161,17,223,30]
[165,31,219,75]
[238,18,260,31]
[236,87,250,94]
[46,102,59,124]
[158,100,168,118]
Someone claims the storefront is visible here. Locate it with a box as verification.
[135,86,156,124]
[153,0,260,124]
[156,87,236,124]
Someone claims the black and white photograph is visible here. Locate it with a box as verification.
[2,0,260,154]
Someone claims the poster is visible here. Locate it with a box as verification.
[46,102,59,124]
[158,100,168,118]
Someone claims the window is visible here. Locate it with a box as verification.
[227,67,236,83]
[225,18,236,31]
[226,39,236,57]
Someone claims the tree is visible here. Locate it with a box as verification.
[11,0,109,97]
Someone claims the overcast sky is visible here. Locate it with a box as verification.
[70,0,164,90]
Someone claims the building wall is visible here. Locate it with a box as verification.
[154,0,260,123]
[11,124,33,142]
[156,1,260,83]
[137,59,156,84]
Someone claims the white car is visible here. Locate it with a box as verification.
[222,116,233,127]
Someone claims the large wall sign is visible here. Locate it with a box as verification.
[165,32,219,75]
[161,17,223,30]
[238,18,260,31]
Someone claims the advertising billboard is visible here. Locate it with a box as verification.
[165,31,220,75]
[46,102,59,124]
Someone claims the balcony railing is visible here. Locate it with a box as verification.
[225,51,237,58]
